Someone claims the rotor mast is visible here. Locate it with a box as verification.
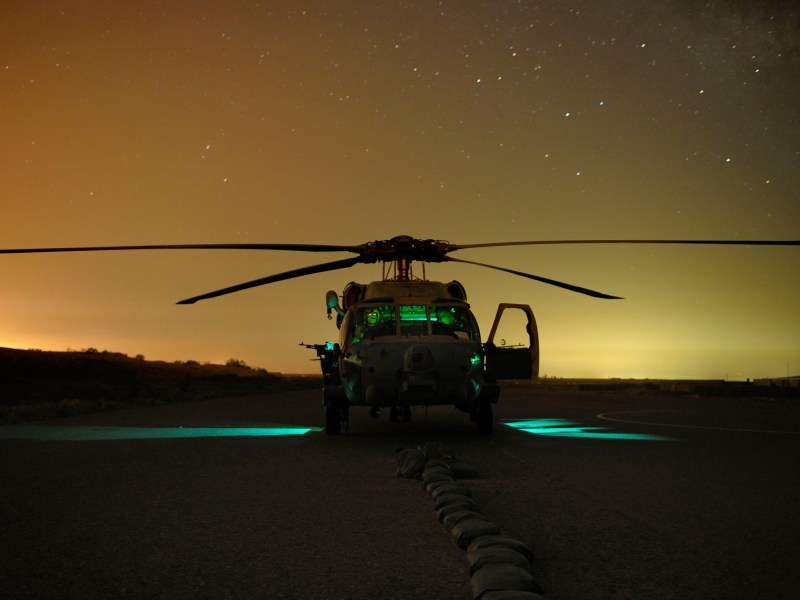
[397,256,410,281]
[382,256,423,281]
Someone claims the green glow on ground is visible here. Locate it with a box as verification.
[504,418,675,441]
[0,425,322,441]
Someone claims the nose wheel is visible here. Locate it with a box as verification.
[324,386,348,435]
[474,402,493,434]
[390,405,412,423]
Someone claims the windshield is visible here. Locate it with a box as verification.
[431,305,480,341]
[348,305,396,343]
[345,303,480,343]
[398,305,427,336]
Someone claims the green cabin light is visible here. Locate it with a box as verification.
[0,425,322,442]
[504,418,675,441]
[398,304,428,321]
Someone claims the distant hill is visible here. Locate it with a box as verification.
[3,347,795,425]
[0,347,321,423]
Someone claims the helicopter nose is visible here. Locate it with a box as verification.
[404,345,435,371]
[400,345,438,402]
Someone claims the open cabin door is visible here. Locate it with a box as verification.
[484,303,540,380]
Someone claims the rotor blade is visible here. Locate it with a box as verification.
[445,256,623,299]
[0,243,360,255]
[176,256,364,304]
[447,239,800,251]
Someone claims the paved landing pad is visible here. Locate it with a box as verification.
[598,407,800,435]
[2,386,799,599]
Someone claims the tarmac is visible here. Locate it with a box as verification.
[2,384,799,599]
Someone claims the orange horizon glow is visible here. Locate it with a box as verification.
[1,2,798,380]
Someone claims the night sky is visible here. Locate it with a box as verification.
[2,1,798,379]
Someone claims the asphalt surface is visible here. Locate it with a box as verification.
[2,385,799,599]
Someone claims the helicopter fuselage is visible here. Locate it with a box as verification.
[313,278,538,434]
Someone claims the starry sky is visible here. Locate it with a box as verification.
[1,1,798,379]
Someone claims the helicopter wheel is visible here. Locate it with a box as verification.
[325,402,341,435]
[323,386,346,435]
[475,403,493,435]
[390,405,411,423]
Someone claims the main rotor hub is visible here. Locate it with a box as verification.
[358,236,450,264]
[354,236,451,281]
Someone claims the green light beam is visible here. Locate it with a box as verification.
[504,419,676,441]
[0,425,322,442]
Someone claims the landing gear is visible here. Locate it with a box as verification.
[323,386,348,435]
[473,382,498,434]
[325,402,341,435]
[474,402,493,435]
[390,405,412,423]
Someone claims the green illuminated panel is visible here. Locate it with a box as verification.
[504,419,675,441]
[0,425,322,441]
[398,305,427,321]
[399,304,428,335]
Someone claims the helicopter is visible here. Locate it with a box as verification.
[2,234,798,434]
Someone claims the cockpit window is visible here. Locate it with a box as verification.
[431,305,480,341]
[349,305,396,342]
[398,305,428,336]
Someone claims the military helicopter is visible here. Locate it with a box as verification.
[2,235,798,434]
